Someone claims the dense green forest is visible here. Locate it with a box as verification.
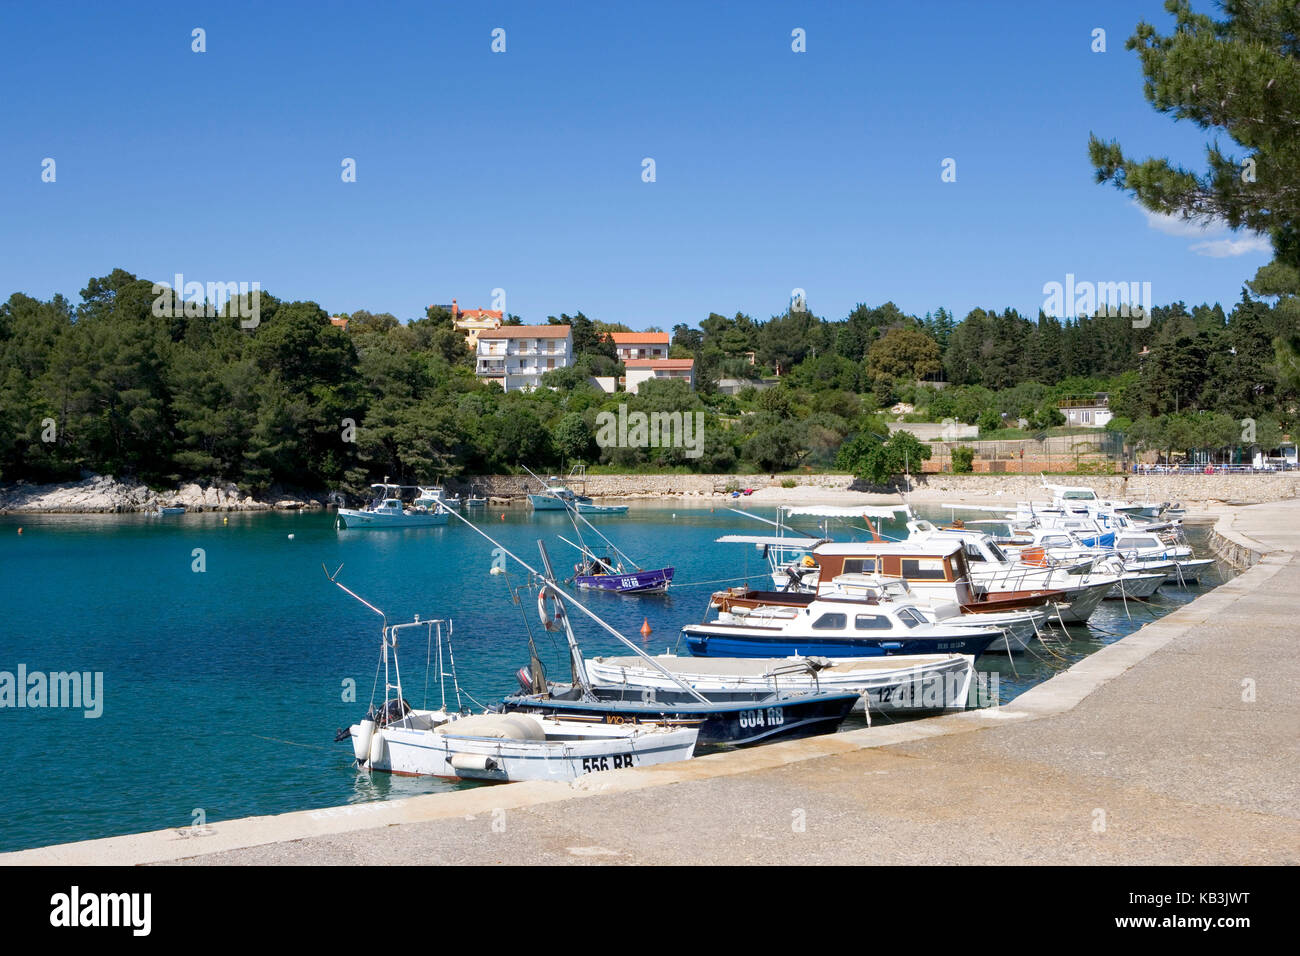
[0,267,1295,493]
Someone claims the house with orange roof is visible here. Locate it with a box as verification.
[476,325,573,392]
[610,331,670,362]
[446,298,504,348]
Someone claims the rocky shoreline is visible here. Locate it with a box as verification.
[2,470,1295,515]
[0,475,327,514]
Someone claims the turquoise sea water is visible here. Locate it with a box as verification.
[0,504,1228,852]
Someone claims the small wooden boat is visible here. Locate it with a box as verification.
[558,501,672,594]
[573,557,675,593]
[156,506,186,516]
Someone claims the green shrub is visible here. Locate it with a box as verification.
[951,446,976,473]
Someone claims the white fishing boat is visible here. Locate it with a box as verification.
[585,651,976,714]
[331,587,698,782]
[336,482,450,529]
[414,485,461,512]
[156,505,186,516]
[524,465,629,515]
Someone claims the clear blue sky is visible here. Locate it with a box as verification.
[0,0,1273,328]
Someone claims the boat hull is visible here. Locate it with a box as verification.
[575,567,675,593]
[680,625,1000,660]
[362,722,697,781]
[502,691,859,746]
[585,653,975,714]
[336,508,448,529]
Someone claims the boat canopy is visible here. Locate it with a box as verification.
[715,534,822,547]
[812,540,962,558]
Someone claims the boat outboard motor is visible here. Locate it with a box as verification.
[517,666,534,694]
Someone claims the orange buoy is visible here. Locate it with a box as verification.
[500,513,506,521]
[16,528,22,534]
[640,617,652,637]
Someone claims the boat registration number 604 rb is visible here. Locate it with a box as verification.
[582,754,636,773]
[738,707,786,729]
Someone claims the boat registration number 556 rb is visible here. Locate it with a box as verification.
[582,754,636,773]
[738,707,786,729]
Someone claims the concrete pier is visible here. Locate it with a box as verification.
[5,502,1298,865]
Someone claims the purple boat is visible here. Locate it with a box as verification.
[571,554,675,594]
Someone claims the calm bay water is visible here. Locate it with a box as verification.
[0,504,1229,852]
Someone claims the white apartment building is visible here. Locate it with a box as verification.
[475,325,572,391]
[624,358,695,394]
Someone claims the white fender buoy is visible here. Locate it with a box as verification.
[288,533,295,539]
[352,719,375,763]
[367,727,386,767]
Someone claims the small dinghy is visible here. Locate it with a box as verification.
[157,505,186,515]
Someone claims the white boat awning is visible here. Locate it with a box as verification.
[715,534,821,547]
[782,505,909,518]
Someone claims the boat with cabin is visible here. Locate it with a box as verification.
[336,482,451,529]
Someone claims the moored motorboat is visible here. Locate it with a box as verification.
[585,651,976,714]
[336,482,450,529]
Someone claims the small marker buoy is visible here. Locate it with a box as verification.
[500,513,505,521]
[223,517,228,525]
[288,533,294,539]
[640,617,652,637]
[16,528,22,534]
